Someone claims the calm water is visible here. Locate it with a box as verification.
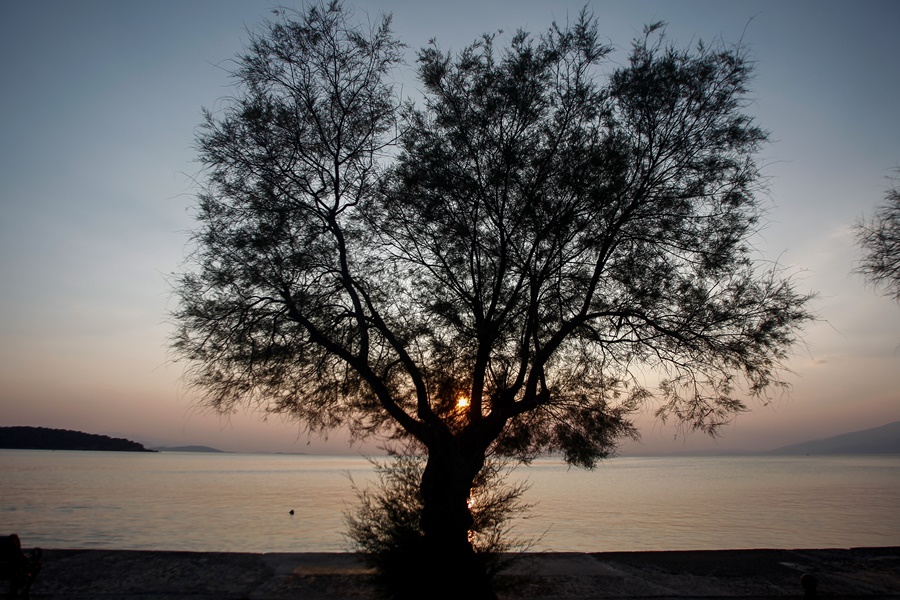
[2,450,898,552]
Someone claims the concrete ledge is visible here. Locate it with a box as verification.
[19,547,900,599]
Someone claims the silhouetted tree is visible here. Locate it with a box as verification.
[173,3,812,597]
[854,172,900,303]
[345,447,533,599]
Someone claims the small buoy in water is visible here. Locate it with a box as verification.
[289,509,295,515]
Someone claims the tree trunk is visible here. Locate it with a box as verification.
[418,442,496,600]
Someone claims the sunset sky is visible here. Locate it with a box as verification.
[1,0,898,455]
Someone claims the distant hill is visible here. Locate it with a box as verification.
[770,421,900,455]
[0,426,155,452]
[151,445,226,453]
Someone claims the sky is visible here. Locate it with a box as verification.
[1,0,898,456]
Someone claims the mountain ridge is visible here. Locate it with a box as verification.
[768,420,900,455]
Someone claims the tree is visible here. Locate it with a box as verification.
[854,172,900,303]
[173,3,812,597]
[345,447,534,599]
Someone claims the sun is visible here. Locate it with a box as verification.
[456,396,470,409]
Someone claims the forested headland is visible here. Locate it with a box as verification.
[0,426,155,452]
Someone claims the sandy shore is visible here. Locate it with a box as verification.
[16,546,900,599]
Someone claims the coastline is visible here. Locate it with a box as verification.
[22,546,900,599]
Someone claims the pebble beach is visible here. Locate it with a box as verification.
[18,546,900,599]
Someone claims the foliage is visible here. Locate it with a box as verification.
[855,172,900,304]
[345,449,534,599]
[175,4,811,463]
[174,0,405,439]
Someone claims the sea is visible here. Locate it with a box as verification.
[2,450,898,553]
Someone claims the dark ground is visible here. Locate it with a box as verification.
[14,546,900,599]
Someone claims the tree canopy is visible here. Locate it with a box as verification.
[855,173,900,304]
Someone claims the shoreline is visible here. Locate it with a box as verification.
[22,546,900,599]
